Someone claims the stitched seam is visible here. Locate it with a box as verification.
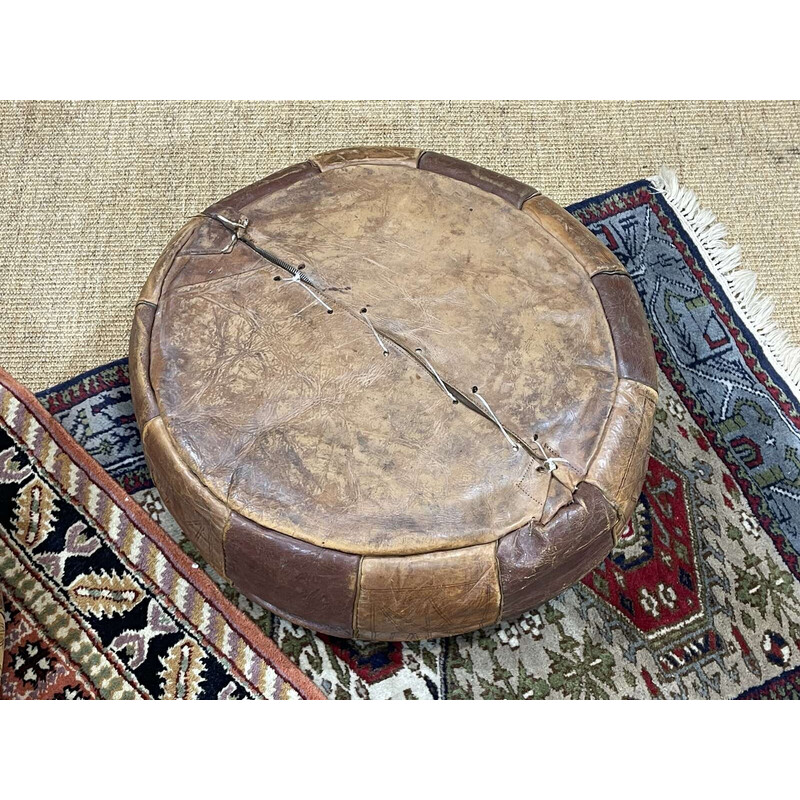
[352,555,364,639]
[219,508,232,580]
[494,539,504,624]
[614,393,648,500]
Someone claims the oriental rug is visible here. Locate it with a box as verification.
[10,171,800,699]
[0,368,324,699]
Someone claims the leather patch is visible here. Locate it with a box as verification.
[418,151,537,208]
[141,416,228,576]
[497,482,615,619]
[586,378,657,535]
[138,218,204,305]
[593,273,658,390]
[226,512,360,638]
[205,160,320,220]
[522,195,627,277]
[313,146,421,171]
[165,218,267,294]
[355,543,501,640]
[128,302,158,427]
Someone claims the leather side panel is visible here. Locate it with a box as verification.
[593,273,658,390]
[497,482,615,620]
[138,218,204,305]
[418,151,538,208]
[226,511,360,638]
[313,146,421,170]
[355,543,501,641]
[205,160,320,219]
[128,302,158,428]
[141,416,228,576]
[522,195,627,277]
[586,378,657,536]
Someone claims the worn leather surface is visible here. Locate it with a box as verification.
[313,146,421,171]
[132,147,658,640]
[129,302,158,427]
[226,511,360,638]
[522,195,628,278]
[216,163,619,486]
[141,416,228,576]
[418,151,538,208]
[497,482,616,619]
[138,218,202,305]
[205,160,319,222]
[149,225,549,555]
[355,543,501,641]
[593,273,659,390]
[586,378,658,536]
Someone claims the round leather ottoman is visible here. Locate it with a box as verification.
[129,147,657,641]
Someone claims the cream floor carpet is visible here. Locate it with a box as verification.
[1,101,797,392]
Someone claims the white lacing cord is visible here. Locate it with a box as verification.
[531,436,570,472]
[278,271,333,314]
[243,240,566,469]
[360,308,389,356]
[415,349,458,404]
[471,387,518,451]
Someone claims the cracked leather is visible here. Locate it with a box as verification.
[131,147,657,640]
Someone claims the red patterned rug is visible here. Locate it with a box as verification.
[5,172,800,699]
[0,368,324,699]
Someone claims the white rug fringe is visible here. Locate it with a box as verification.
[649,167,800,395]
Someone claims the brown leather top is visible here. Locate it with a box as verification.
[147,149,623,557]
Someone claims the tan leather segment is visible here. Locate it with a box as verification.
[593,273,658,390]
[149,247,546,556]
[586,378,657,537]
[128,302,158,428]
[355,543,501,640]
[137,218,204,305]
[418,150,537,208]
[235,164,618,484]
[141,416,228,576]
[225,511,360,638]
[312,146,421,171]
[497,482,615,619]
[204,160,320,220]
[522,195,628,278]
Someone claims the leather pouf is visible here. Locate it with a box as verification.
[130,147,657,641]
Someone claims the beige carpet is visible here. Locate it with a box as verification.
[1,101,798,392]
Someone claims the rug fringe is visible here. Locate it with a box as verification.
[650,167,800,395]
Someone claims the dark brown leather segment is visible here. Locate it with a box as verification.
[355,543,501,641]
[141,416,228,576]
[204,160,320,219]
[522,195,627,277]
[128,302,158,428]
[497,482,615,620]
[226,512,360,638]
[418,151,537,208]
[313,146,420,170]
[593,273,658,390]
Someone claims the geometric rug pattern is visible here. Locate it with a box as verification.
[0,369,324,699]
